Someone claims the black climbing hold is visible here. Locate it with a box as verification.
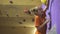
[23,19,26,22]
[9,1,13,4]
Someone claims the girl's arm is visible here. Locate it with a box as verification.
[43,0,50,12]
[39,18,50,28]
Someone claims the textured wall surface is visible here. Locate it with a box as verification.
[0,0,41,34]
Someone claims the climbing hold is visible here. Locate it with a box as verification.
[41,0,47,4]
[23,19,26,22]
[9,0,13,4]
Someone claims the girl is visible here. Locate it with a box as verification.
[24,0,50,34]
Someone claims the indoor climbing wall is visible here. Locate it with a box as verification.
[1,0,41,5]
[0,0,41,34]
[0,0,41,26]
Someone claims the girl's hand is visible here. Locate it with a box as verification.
[24,8,29,13]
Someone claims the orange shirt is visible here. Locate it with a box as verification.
[35,15,45,26]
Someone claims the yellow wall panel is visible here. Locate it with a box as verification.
[1,0,41,5]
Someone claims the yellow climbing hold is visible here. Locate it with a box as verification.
[41,0,47,4]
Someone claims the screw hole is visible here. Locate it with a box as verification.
[19,22,23,24]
